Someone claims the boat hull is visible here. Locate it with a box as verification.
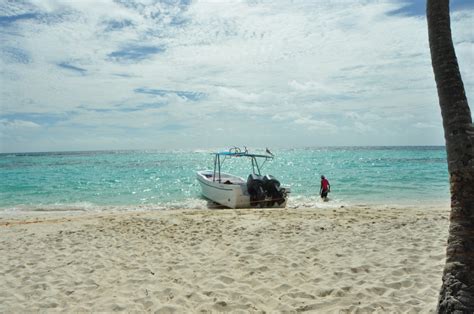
[196,171,288,209]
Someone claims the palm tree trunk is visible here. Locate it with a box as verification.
[427,0,474,312]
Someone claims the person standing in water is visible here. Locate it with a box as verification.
[320,175,330,201]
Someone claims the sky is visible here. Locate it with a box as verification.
[0,0,473,153]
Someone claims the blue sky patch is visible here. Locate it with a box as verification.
[112,0,190,28]
[388,0,474,17]
[57,62,87,75]
[134,88,206,101]
[108,45,166,62]
[103,19,134,32]
[131,103,167,110]
[83,102,167,113]
[0,13,39,27]
[112,73,137,78]
[170,15,188,27]
[1,46,31,64]
[0,11,70,27]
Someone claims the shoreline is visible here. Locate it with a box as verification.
[0,196,452,214]
[0,206,449,312]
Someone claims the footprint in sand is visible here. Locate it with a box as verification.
[217,275,235,284]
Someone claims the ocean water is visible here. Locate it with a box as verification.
[0,147,450,212]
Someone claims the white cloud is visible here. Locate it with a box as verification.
[414,122,437,129]
[215,86,260,103]
[0,119,41,129]
[0,0,473,152]
[294,116,337,133]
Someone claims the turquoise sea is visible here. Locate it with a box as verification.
[0,147,450,212]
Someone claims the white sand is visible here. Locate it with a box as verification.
[0,206,449,313]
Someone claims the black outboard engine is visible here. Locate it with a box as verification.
[262,175,286,206]
[247,174,265,206]
[248,174,287,207]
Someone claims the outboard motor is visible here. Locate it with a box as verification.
[263,175,286,206]
[247,174,265,206]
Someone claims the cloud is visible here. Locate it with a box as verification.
[0,46,31,64]
[294,116,337,133]
[108,45,166,62]
[0,112,74,126]
[57,62,87,74]
[102,18,134,32]
[159,123,186,131]
[134,88,206,101]
[414,122,437,129]
[0,0,472,152]
[272,112,337,133]
[0,119,40,129]
[0,13,39,26]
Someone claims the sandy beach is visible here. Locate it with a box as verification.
[0,205,449,313]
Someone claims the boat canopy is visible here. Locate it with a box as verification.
[215,151,273,159]
[210,147,274,182]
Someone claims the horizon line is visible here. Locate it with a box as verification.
[0,145,447,155]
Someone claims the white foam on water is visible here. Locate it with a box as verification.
[0,194,450,214]
[0,198,212,213]
[2,202,98,213]
[287,195,349,209]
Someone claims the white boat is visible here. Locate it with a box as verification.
[196,148,290,208]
